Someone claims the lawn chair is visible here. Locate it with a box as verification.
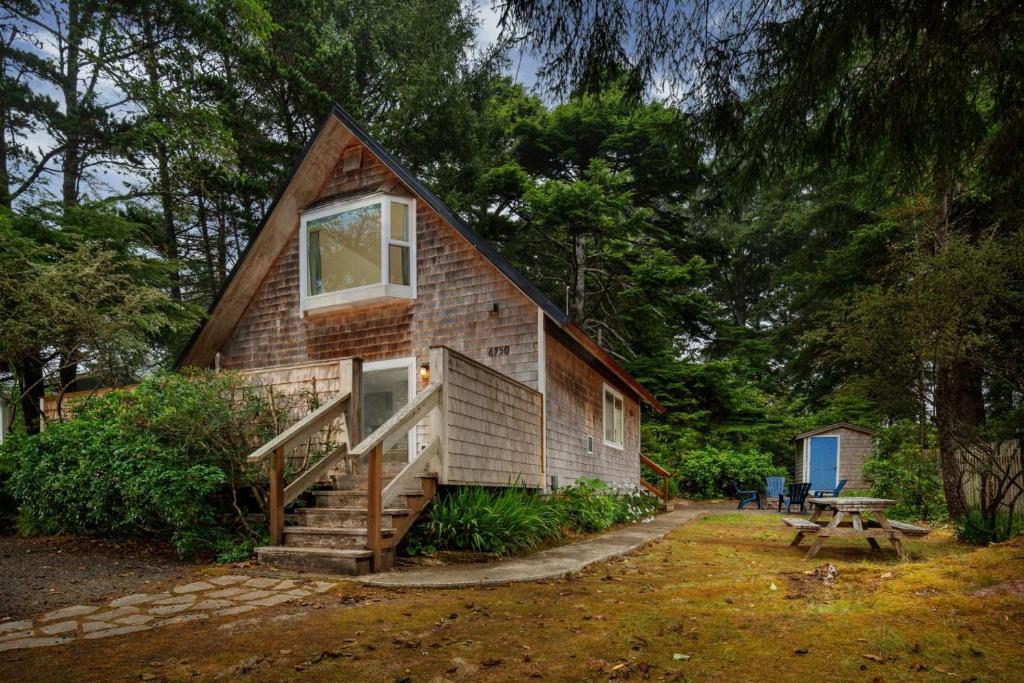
[732,481,761,510]
[765,476,786,510]
[782,482,813,513]
[813,479,847,498]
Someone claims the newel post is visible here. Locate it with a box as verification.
[340,358,363,469]
[429,346,448,484]
[269,446,285,545]
[367,442,383,571]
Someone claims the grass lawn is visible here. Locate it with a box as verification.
[3,512,1022,681]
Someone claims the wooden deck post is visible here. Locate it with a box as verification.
[340,357,363,471]
[269,445,285,545]
[428,346,447,484]
[366,442,383,571]
[661,475,669,510]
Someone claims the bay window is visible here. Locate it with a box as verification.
[299,194,415,311]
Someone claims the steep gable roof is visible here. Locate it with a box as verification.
[176,105,664,412]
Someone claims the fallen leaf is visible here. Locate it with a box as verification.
[794,648,809,656]
[863,654,885,663]
[481,658,503,668]
[672,653,691,661]
[769,582,778,591]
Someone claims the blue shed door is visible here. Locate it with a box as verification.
[808,436,838,492]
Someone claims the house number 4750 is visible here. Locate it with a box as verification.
[487,345,510,358]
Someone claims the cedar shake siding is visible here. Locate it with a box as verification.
[545,333,641,489]
[219,143,539,389]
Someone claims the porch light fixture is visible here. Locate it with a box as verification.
[419,363,430,382]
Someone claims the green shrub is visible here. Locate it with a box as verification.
[674,446,785,498]
[403,479,662,556]
[0,370,281,557]
[863,420,945,521]
[956,509,1024,546]
[405,485,564,556]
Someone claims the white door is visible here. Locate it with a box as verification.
[361,358,415,462]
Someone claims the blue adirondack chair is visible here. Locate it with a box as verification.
[813,479,847,498]
[765,476,786,510]
[732,481,761,510]
[782,482,813,513]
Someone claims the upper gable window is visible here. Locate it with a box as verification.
[298,193,415,312]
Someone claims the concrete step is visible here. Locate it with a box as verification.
[282,525,395,550]
[292,507,410,529]
[256,546,383,575]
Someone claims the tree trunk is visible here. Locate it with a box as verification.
[934,357,986,520]
[570,233,587,323]
[17,355,45,434]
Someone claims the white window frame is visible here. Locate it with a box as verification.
[602,384,625,450]
[362,357,417,462]
[298,193,416,313]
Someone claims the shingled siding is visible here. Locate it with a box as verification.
[544,334,641,490]
[218,142,539,390]
[443,349,544,488]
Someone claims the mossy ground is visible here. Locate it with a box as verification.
[2,512,1022,682]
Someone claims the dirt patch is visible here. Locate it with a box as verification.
[0,534,201,620]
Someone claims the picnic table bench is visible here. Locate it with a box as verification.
[784,497,930,560]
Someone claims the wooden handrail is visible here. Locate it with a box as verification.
[640,453,670,478]
[349,382,441,459]
[246,391,351,463]
[282,442,348,507]
[381,436,440,509]
[640,453,671,509]
[353,382,442,571]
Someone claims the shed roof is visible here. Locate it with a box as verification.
[175,105,664,412]
[793,422,877,441]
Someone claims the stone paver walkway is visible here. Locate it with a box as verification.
[0,575,336,652]
[359,507,708,588]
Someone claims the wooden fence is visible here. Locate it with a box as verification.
[957,440,1024,516]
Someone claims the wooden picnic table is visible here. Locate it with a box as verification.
[784,497,929,561]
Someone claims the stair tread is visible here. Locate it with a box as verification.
[314,489,426,496]
[255,546,373,558]
[284,525,395,536]
[295,507,410,515]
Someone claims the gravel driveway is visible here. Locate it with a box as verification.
[0,535,201,621]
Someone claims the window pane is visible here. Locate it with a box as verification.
[613,397,624,444]
[389,244,410,286]
[362,365,411,461]
[390,202,409,241]
[604,391,615,442]
[307,203,381,294]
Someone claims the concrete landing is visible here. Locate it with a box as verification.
[358,507,708,588]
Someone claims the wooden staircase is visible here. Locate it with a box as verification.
[257,461,438,575]
[249,356,445,576]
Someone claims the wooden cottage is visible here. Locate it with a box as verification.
[176,105,667,574]
[793,422,876,494]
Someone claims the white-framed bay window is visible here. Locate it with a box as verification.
[298,193,416,312]
[603,384,624,450]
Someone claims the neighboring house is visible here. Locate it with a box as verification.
[175,105,666,573]
[793,422,876,492]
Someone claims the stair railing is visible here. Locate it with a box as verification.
[640,453,671,509]
[245,358,363,545]
[346,380,443,570]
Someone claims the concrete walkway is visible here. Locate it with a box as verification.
[359,507,709,588]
